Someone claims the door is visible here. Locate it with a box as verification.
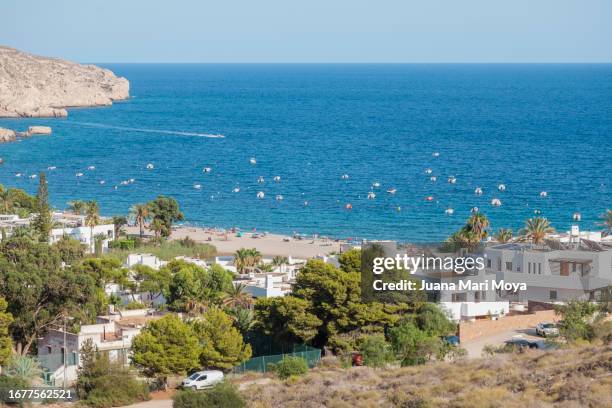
[560,262,569,276]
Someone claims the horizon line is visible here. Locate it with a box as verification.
[89,61,612,65]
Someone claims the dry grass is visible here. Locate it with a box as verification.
[240,344,611,408]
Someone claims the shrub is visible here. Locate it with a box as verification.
[109,239,135,250]
[124,301,147,310]
[358,334,395,368]
[274,356,308,380]
[173,382,245,408]
[0,375,29,406]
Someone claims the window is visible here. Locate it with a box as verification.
[197,375,207,381]
[498,259,502,272]
[487,259,492,268]
[505,262,512,271]
[481,291,487,301]
[474,291,481,303]
[572,263,577,273]
[550,290,557,300]
[452,293,467,302]
[528,263,532,274]
[47,346,52,354]
[538,263,542,274]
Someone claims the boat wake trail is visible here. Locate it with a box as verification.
[64,121,225,138]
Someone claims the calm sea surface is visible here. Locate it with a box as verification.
[0,64,610,241]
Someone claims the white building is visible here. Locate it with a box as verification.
[484,234,612,303]
[239,273,292,298]
[49,224,114,253]
[125,253,167,270]
[37,309,164,385]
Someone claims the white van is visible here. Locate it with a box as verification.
[181,370,224,390]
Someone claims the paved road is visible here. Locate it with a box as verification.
[462,327,542,358]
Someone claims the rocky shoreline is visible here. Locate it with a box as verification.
[0,125,52,143]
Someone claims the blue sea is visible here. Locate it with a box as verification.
[0,64,610,241]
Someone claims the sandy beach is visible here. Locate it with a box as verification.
[125,225,342,258]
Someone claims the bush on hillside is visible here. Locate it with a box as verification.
[274,356,308,379]
[358,334,395,368]
[0,375,29,407]
[172,382,245,408]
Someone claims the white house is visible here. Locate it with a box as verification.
[37,309,164,385]
[49,224,114,253]
[125,253,167,270]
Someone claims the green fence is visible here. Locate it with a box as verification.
[233,346,321,374]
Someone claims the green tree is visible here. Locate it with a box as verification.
[555,300,599,343]
[358,334,394,368]
[112,216,128,239]
[0,297,13,370]
[0,236,99,354]
[338,248,361,273]
[495,228,513,243]
[147,196,184,237]
[67,200,87,215]
[273,356,308,380]
[130,264,171,305]
[222,283,253,309]
[254,296,321,345]
[32,172,52,242]
[52,236,86,263]
[191,308,252,369]
[414,303,456,337]
[130,204,150,238]
[0,187,14,213]
[389,321,442,366]
[521,217,555,245]
[84,201,101,253]
[131,315,200,383]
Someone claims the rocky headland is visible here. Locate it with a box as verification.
[0,46,129,118]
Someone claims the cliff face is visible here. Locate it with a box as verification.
[0,46,129,118]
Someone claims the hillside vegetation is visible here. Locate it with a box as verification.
[242,344,611,408]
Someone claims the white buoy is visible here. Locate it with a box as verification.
[146,163,154,170]
[273,176,281,182]
[498,184,506,192]
[367,191,376,200]
[250,158,257,165]
[475,187,483,195]
[491,198,502,207]
[257,191,265,199]
[540,191,547,198]
[445,208,454,215]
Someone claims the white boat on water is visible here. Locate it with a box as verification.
[194,184,202,189]
[273,176,281,182]
[498,184,506,192]
[387,188,397,194]
[474,187,483,195]
[146,163,155,170]
[257,191,265,199]
[367,191,376,200]
[250,158,257,165]
[203,167,212,173]
[491,198,502,207]
[448,176,457,184]
[445,208,454,215]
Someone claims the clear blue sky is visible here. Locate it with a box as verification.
[3,0,611,63]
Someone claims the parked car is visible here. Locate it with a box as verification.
[181,370,224,390]
[504,338,558,352]
[536,322,560,337]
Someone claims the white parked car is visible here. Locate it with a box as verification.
[536,322,559,337]
[182,370,224,390]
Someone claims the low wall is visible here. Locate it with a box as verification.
[459,310,559,343]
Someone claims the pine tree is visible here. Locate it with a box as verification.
[33,172,52,242]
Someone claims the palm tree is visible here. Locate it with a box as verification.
[466,213,490,241]
[222,283,253,309]
[130,204,150,238]
[495,228,513,243]
[150,218,164,239]
[247,248,262,267]
[84,201,101,253]
[272,256,288,267]
[67,200,87,215]
[234,248,250,274]
[112,216,127,239]
[521,217,554,244]
[0,187,13,213]
[231,308,255,338]
[600,209,612,231]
